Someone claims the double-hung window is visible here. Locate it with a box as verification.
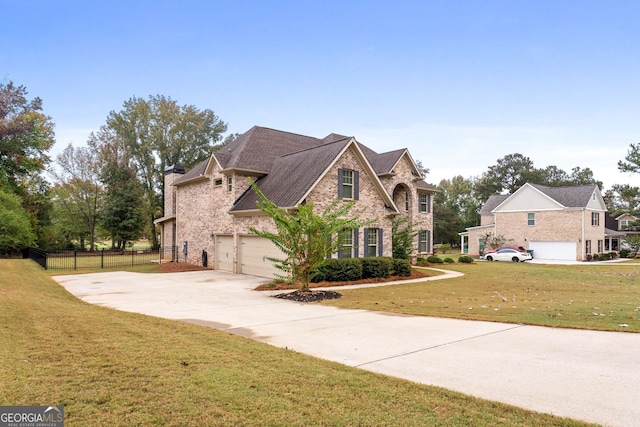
[227,177,233,192]
[338,229,359,258]
[418,193,430,213]
[338,169,359,200]
[364,228,382,257]
[418,230,430,253]
[591,212,599,226]
[527,213,535,226]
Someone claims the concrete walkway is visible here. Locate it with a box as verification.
[54,269,640,427]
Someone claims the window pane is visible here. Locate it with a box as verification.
[367,228,378,257]
[342,170,353,199]
[418,231,427,253]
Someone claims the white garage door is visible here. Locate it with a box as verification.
[529,241,577,261]
[239,236,285,279]
[216,235,234,272]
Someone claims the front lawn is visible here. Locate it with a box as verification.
[0,259,592,426]
[319,261,640,332]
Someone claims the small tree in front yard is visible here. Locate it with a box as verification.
[482,233,510,252]
[392,216,424,260]
[248,182,373,291]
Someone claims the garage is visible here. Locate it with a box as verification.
[239,236,285,279]
[529,241,577,261]
[216,235,234,272]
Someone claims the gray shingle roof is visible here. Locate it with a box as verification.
[231,139,351,211]
[173,125,430,210]
[214,126,323,172]
[530,183,598,207]
[480,194,509,214]
[481,183,599,214]
[173,158,208,185]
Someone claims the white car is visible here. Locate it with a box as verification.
[483,248,532,262]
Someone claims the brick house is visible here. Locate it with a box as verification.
[459,183,607,261]
[605,213,640,251]
[155,126,436,278]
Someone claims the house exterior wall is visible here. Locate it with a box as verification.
[175,178,214,266]
[583,209,606,256]
[167,144,433,273]
[307,146,393,257]
[480,213,495,226]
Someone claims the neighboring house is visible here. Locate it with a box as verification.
[605,213,640,251]
[459,183,608,261]
[155,126,436,278]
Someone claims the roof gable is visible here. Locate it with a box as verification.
[491,183,605,213]
[231,138,398,212]
[231,138,351,210]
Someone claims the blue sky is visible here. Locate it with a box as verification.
[2,0,638,189]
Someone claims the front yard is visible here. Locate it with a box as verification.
[320,260,640,333]
[0,259,590,426]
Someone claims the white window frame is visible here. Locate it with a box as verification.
[341,170,354,199]
[527,213,535,226]
[418,230,428,253]
[338,229,354,259]
[227,177,233,192]
[366,228,378,258]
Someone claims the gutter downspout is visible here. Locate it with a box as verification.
[581,208,585,261]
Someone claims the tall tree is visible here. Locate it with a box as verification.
[614,143,640,215]
[51,144,103,251]
[435,176,479,244]
[105,95,229,247]
[0,81,55,194]
[483,153,537,194]
[604,184,640,215]
[618,143,640,174]
[0,189,36,254]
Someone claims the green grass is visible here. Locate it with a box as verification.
[320,260,640,332]
[0,260,592,426]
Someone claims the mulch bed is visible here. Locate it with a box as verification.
[266,269,431,303]
[273,290,343,302]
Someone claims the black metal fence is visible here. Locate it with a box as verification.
[24,247,165,271]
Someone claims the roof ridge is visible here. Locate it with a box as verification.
[252,125,325,141]
[278,137,352,158]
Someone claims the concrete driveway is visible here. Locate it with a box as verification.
[54,269,640,427]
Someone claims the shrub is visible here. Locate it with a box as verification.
[312,258,363,282]
[392,258,412,276]
[310,263,327,283]
[619,249,631,258]
[443,257,454,263]
[586,254,593,261]
[592,253,600,261]
[610,252,618,259]
[361,257,393,279]
[458,255,474,263]
[426,255,443,264]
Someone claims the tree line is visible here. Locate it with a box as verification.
[434,151,640,245]
[1,80,234,254]
[2,80,639,254]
